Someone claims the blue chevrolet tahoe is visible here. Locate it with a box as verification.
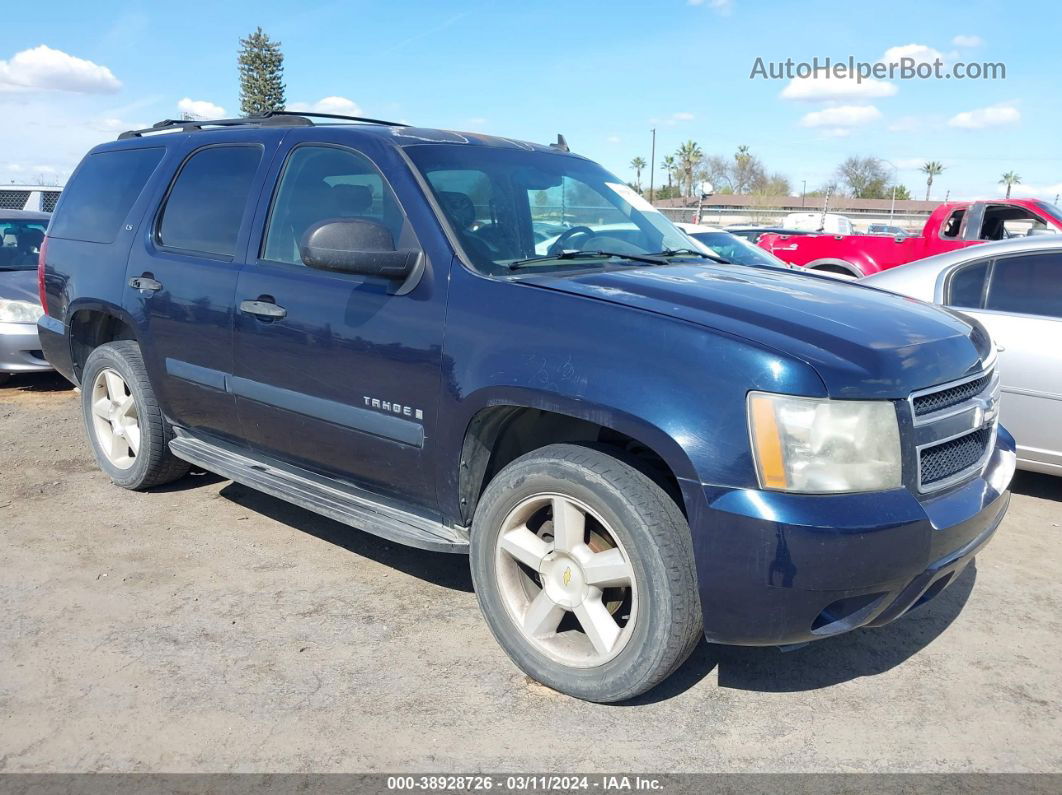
[37,112,1016,702]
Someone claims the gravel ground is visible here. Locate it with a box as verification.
[1,372,1060,773]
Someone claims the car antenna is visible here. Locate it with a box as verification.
[550,134,570,153]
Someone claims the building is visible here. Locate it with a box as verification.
[654,194,941,233]
[1,185,63,213]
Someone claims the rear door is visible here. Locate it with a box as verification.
[125,133,276,442]
[230,133,448,514]
[946,249,1062,469]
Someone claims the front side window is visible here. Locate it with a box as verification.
[157,145,262,257]
[406,144,692,275]
[262,145,406,266]
[0,220,49,271]
[985,252,1062,319]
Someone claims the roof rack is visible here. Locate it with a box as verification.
[118,110,409,140]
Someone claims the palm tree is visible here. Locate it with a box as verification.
[675,140,704,198]
[630,157,646,192]
[920,161,945,201]
[661,155,676,192]
[999,171,1021,199]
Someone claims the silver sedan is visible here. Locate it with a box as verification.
[863,236,1062,476]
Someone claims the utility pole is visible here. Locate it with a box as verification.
[945,190,950,202]
[801,180,806,208]
[648,128,656,205]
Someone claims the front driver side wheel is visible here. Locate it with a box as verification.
[470,443,702,702]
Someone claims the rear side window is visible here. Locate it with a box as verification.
[985,252,1062,319]
[49,148,164,244]
[947,259,990,309]
[157,145,263,257]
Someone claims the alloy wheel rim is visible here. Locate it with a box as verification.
[90,368,140,470]
[494,492,638,668]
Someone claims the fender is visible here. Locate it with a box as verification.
[805,257,867,277]
[63,298,141,383]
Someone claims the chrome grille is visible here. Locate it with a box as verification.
[920,428,992,486]
[912,373,992,417]
[910,365,999,492]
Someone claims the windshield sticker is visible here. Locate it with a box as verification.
[606,182,659,214]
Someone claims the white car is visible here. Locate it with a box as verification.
[863,236,1062,476]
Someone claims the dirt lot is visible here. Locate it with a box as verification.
[1,372,1060,773]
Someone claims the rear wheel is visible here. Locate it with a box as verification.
[470,443,702,702]
[81,341,189,490]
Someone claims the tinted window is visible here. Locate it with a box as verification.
[985,252,1062,319]
[262,145,407,265]
[49,148,163,244]
[158,146,262,257]
[947,259,989,308]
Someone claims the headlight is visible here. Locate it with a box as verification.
[748,392,902,493]
[0,299,44,324]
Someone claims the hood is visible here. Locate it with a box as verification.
[0,268,41,304]
[523,263,993,398]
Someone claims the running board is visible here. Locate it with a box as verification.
[169,434,469,554]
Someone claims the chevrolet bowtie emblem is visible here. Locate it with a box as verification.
[563,567,572,587]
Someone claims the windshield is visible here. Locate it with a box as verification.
[0,219,47,271]
[1036,201,1062,226]
[686,230,790,269]
[405,144,693,274]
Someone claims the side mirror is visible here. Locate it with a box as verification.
[299,219,419,280]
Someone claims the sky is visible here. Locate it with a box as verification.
[1,0,1060,202]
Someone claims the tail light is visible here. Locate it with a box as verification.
[37,235,49,314]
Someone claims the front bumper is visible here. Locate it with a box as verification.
[690,426,1016,646]
[0,321,52,373]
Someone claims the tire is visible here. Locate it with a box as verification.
[81,341,190,490]
[0,373,10,386]
[470,443,702,702]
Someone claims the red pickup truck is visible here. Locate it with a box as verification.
[756,198,1062,277]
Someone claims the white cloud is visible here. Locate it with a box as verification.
[799,104,882,129]
[649,111,695,125]
[880,43,945,66]
[0,45,120,94]
[688,0,733,13]
[780,73,897,102]
[1003,181,1062,199]
[177,97,225,119]
[952,34,983,47]
[887,115,924,133]
[287,96,363,116]
[947,103,1020,129]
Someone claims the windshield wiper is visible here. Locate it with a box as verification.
[507,250,668,271]
[646,247,730,264]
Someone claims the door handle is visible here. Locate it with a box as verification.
[239,299,287,320]
[129,276,163,292]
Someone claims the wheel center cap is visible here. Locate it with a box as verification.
[539,553,587,609]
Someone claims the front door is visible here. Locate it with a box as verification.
[948,249,1062,469]
[231,139,447,514]
[125,136,272,442]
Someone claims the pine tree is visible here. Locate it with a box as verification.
[238,27,286,116]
